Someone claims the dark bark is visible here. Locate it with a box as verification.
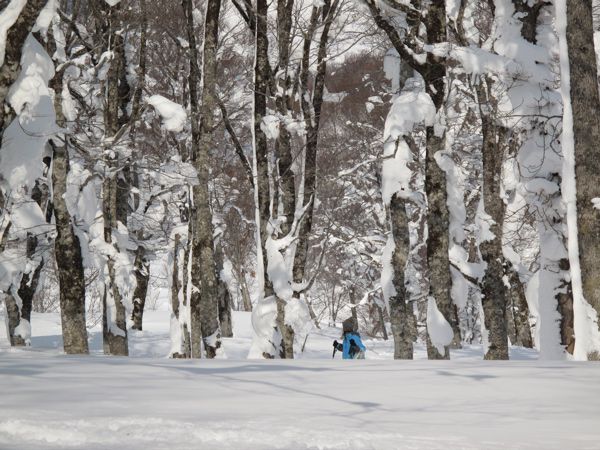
[364,0,458,359]
[566,0,600,357]
[52,143,89,354]
[556,258,575,354]
[287,0,340,359]
[422,0,460,360]
[5,294,25,346]
[505,265,533,348]
[131,245,149,331]
[477,80,509,360]
[215,241,233,338]
[388,192,414,359]
[254,0,278,358]
[101,8,128,356]
[274,0,296,237]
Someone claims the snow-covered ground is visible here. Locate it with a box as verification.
[1,311,599,449]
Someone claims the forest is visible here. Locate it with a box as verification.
[3,1,600,449]
[1,0,600,363]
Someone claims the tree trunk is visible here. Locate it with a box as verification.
[215,241,233,338]
[5,294,25,346]
[477,80,509,360]
[566,0,600,355]
[290,1,339,359]
[184,0,222,358]
[349,286,358,324]
[239,268,253,312]
[97,4,129,356]
[422,0,460,359]
[0,0,50,346]
[42,20,90,354]
[170,234,190,358]
[388,193,414,359]
[505,266,533,348]
[131,245,149,331]
[52,143,89,354]
[271,0,297,360]
[252,0,280,358]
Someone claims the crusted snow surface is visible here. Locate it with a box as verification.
[0,311,598,450]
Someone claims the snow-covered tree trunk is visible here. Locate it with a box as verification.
[131,245,149,331]
[0,0,49,137]
[170,232,191,358]
[102,20,129,356]
[48,47,88,354]
[271,0,296,359]
[563,0,600,358]
[184,0,222,358]
[0,0,50,347]
[215,241,233,338]
[477,79,509,360]
[251,0,280,359]
[422,0,460,359]
[505,0,574,358]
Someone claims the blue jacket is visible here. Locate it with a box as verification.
[342,332,366,359]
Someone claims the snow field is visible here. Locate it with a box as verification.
[1,311,599,450]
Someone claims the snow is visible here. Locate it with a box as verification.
[0,0,27,67]
[146,95,187,133]
[260,114,280,140]
[426,296,454,354]
[384,91,435,141]
[33,0,58,34]
[0,311,598,450]
[1,35,55,191]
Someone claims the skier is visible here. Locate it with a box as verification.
[333,317,366,359]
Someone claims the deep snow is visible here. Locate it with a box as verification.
[1,311,599,450]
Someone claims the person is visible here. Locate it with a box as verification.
[333,317,366,359]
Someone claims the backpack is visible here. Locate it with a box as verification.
[348,337,364,359]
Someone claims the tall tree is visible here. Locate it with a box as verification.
[562,0,600,358]
[365,0,460,359]
[50,60,89,354]
[1,0,52,347]
[184,0,223,358]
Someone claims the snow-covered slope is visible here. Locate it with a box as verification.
[0,352,599,450]
[1,312,599,449]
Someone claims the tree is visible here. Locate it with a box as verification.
[364,0,460,359]
[1,0,52,347]
[183,0,223,358]
[560,0,600,359]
